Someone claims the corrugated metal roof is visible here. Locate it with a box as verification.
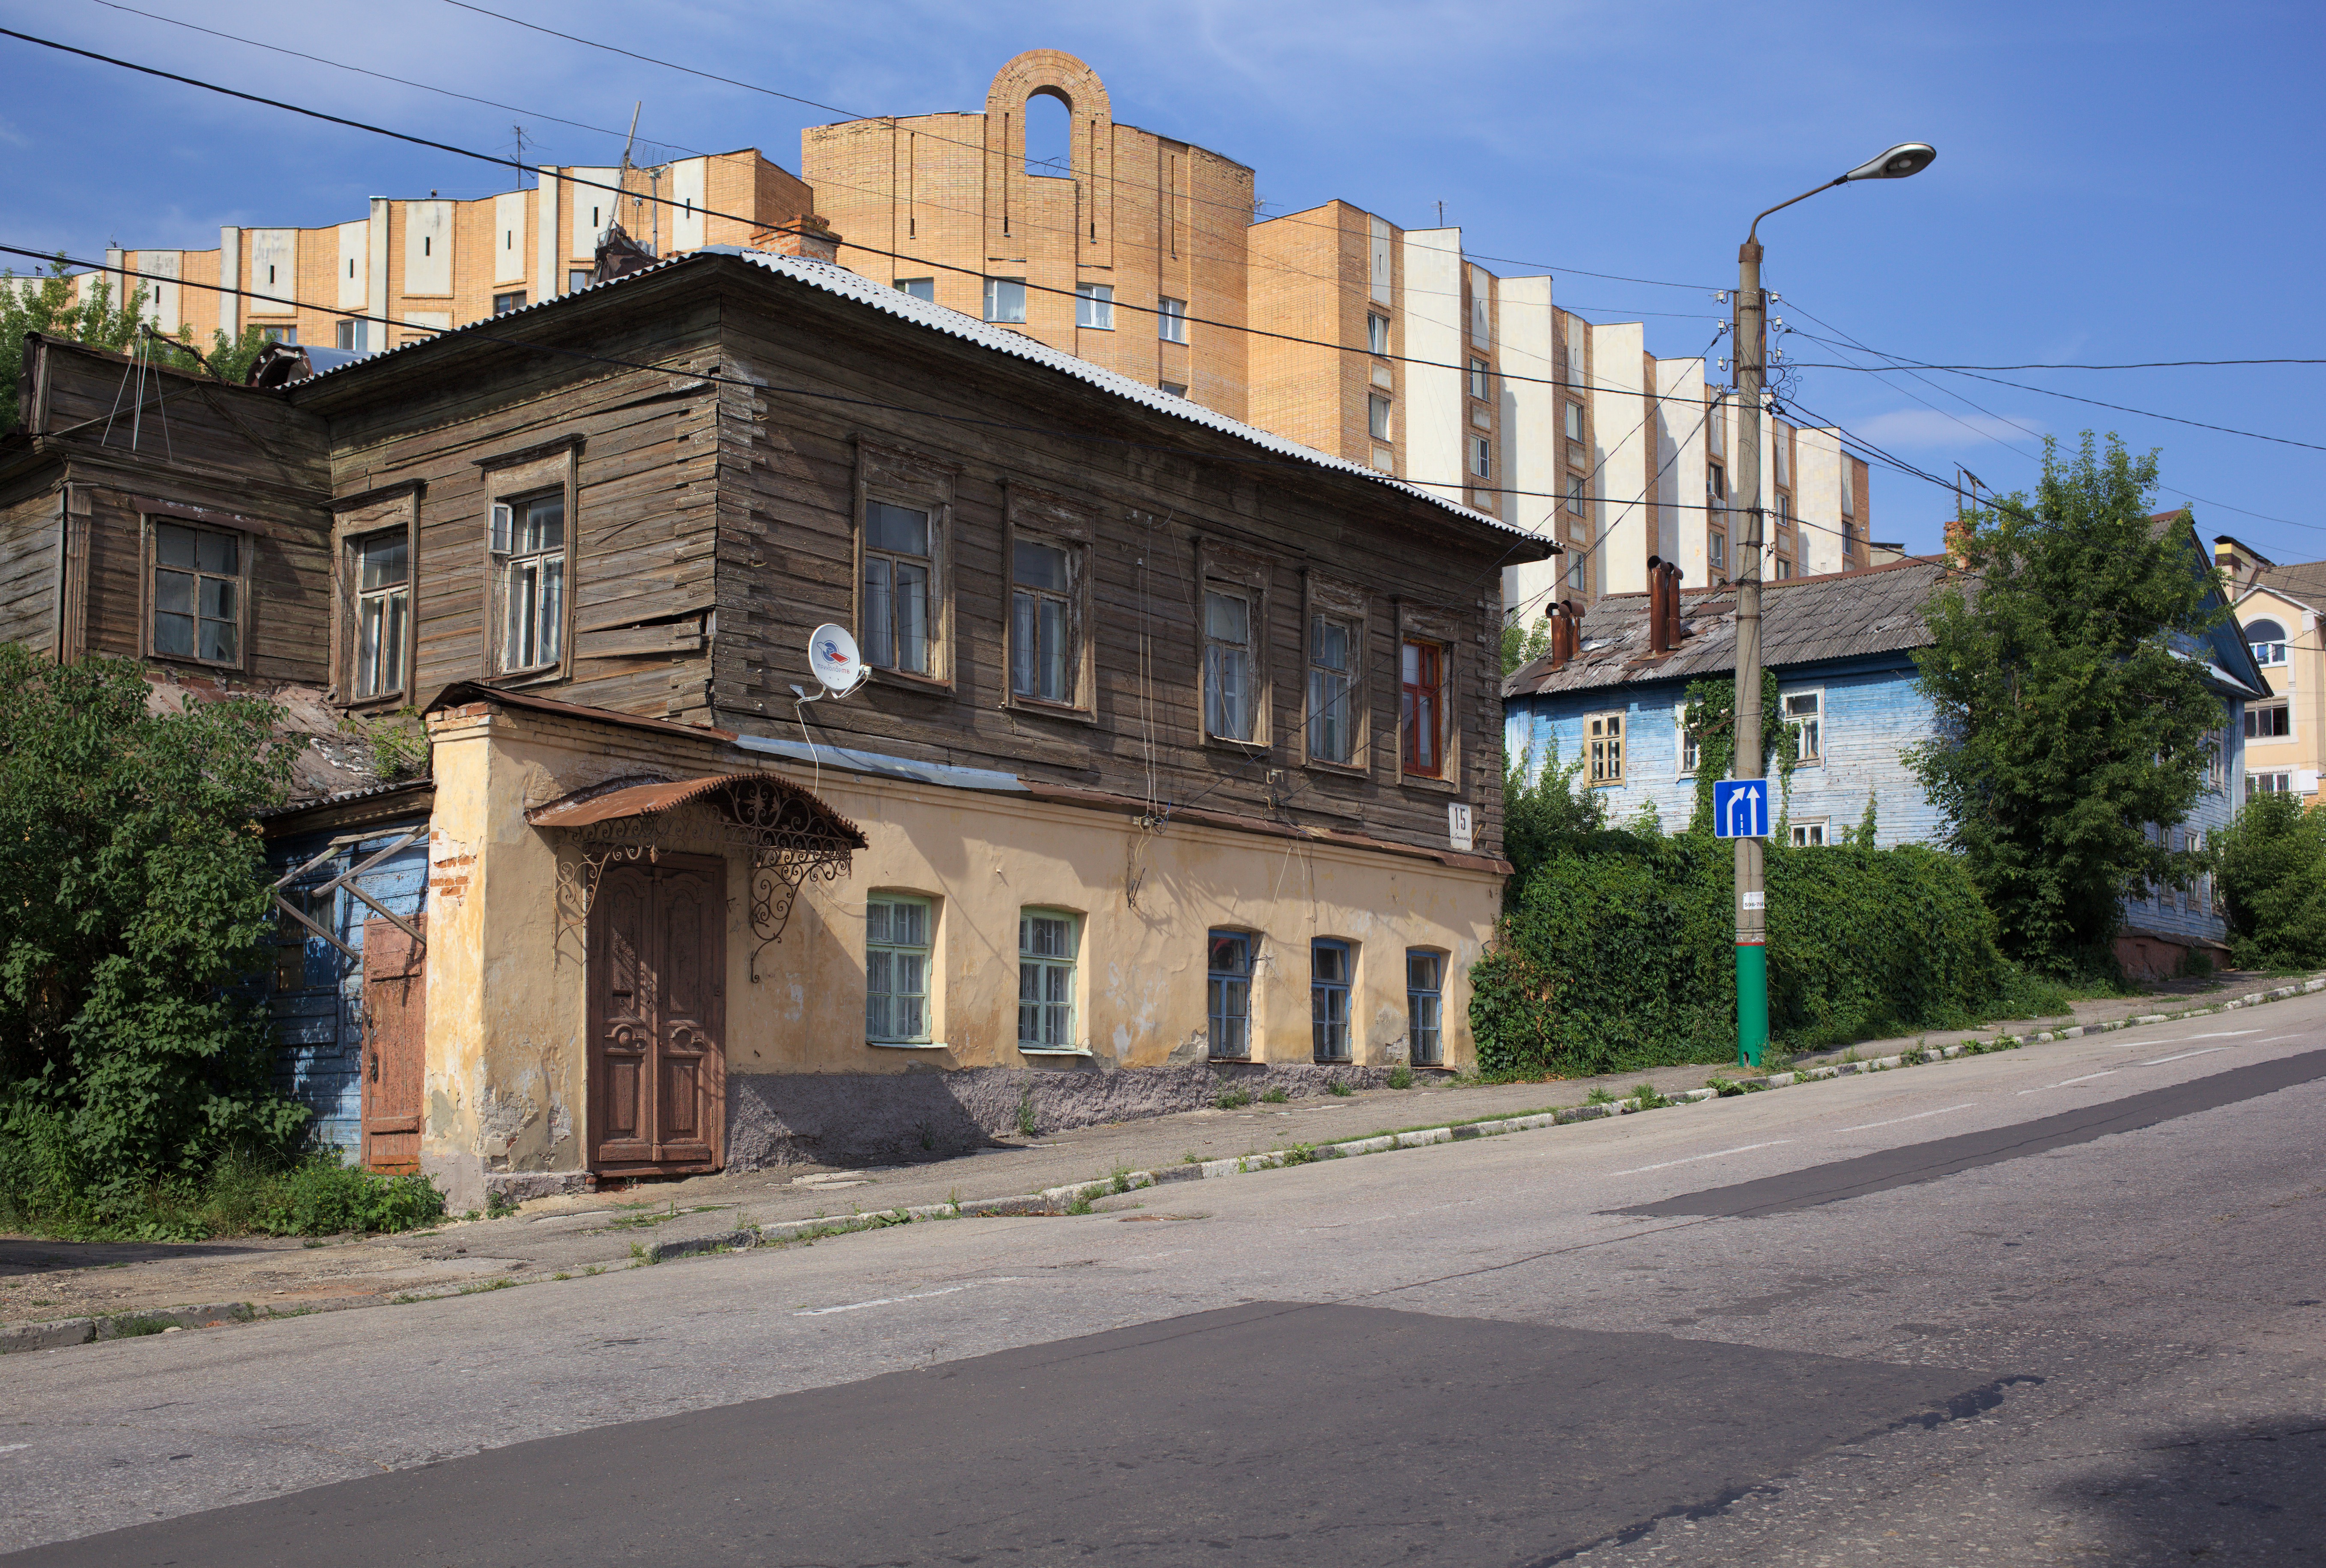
[1505,557,1955,698]
[293,246,1553,547]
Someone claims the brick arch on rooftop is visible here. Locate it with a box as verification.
[982,50,1117,260]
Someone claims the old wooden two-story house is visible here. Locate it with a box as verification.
[0,246,1549,1204]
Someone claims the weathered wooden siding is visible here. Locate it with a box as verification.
[0,484,59,654]
[709,284,1513,857]
[18,338,333,681]
[317,304,724,715]
[268,821,430,1158]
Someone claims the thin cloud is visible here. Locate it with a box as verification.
[1854,407,2043,450]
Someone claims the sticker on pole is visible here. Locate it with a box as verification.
[1713,779,1769,839]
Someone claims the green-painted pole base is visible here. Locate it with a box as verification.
[1737,943,1769,1068]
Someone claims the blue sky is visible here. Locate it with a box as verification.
[5,0,2320,560]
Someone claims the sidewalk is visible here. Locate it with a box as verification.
[2,969,2304,1342]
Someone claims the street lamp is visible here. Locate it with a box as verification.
[1730,142,1934,1069]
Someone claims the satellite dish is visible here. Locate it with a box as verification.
[807,623,866,694]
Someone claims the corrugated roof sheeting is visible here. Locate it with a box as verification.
[295,245,1552,549]
[1505,558,1955,698]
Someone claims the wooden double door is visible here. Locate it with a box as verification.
[588,856,726,1175]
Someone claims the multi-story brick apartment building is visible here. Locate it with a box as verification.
[54,48,1871,633]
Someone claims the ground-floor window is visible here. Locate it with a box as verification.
[866,894,933,1042]
[1406,949,1444,1066]
[1312,939,1353,1062]
[1018,909,1079,1051]
[1208,930,1254,1059]
[1790,821,1827,847]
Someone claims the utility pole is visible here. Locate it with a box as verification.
[1732,239,1770,1064]
[1727,142,1936,1067]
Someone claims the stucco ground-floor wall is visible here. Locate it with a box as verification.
[417,700,1501,1204]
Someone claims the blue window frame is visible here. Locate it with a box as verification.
[1311,938,1352,1062]
[1208,930,1254,1059]
[1406,949,1444,1066]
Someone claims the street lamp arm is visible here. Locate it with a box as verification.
[1745,178,1846,248]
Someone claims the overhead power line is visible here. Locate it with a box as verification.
[2,23,1735,410]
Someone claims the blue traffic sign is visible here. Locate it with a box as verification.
[1713,779,1770,839]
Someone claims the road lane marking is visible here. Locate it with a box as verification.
[0,1445,27,1455]
[2114,1029,2259,1046]
[1836,1103,1977,1134]
[793,1279,1018,1317]
[2020,1070,2119,1094]
[1611,1140,1792,1178]
[2142,1047,2230,1066]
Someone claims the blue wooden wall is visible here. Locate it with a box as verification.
[266,821,429,1161]
[1505,654,2247,945]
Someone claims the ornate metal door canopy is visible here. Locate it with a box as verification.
[530,773,867,979]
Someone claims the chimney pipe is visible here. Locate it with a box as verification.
[1663,561,1685,648]
[1647,556,1670,654]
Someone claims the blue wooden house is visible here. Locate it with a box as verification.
[1502,533,2267,975]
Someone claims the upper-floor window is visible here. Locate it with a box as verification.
[1774,557,1794,580]
[1160,380,1189,399]
[568,269,594,294]
[1708,463,1726,504]
[1311,938,1352,1062]
[1010,540,1074,704]
[150,520,243,665]
[1368,394,1392,442]
[1587,711,1623,784]
[1400,639,1446,777]
[863,500,933,675]
[1790,821,1828,847]
[1843,522,1860,560]
[1784,690,1822,762]
[1468,266,1491,345]
[1308,614,1358,765]
[1676,712,1700,777]
[1075,283,1114,330]
[895,278,935,302]
[1018,909,1079,1052]
[261,325,297,346]
[2248,618,2288,666]
[1564,400,1584,441]
[335,319,370,352]
[1367,313,1389,355]
[493,290,526,315]
[2247,701,2291,739]
[1203,588,1255,742]
[1469,435,1491,480]
[1158,296,1189,344]
[2251,769,2295,795]
[1710,531,1726,570]
[1568,472,1588,517]
[491,493,565,673]
[1406,949,1444,1066]
[982,277,1027,324]
[866,894,933,1044]
[1469,358,1490,400]
[1208,930,1253,1060]
[351,530,409,699]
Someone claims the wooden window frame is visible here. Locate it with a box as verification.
[1783,687,1824,765]
[866,892,938,1047]
[1198,541,1272,752]
[1405,947,1445,1067]
[1207,928,1256,1061]
[329,480,422,709]
[1303,573,1371,776]
[1017,906,1084,1056]
[852,440,958,693]
[1311,937,1353,1063]
[1790,820,1829,848]
[1586,709,1625,787]
[1002,484,1095,723]
[1394,599,1465,793]
[140,510,255,672]
[476,440,581,686]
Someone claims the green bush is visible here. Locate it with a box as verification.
[1470,828,2009,1081]
[2215,793,2326,969]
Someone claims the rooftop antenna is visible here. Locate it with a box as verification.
[618,102,641,236]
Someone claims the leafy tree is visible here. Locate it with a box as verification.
[1501,738,1604,893]
[1501,610,1554,676]
[2,254,271,433]
[0,646,308,1199]
[1908,434,2224,974]
[2213,793,2326,969]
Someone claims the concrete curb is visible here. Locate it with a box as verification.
[14,974,2324,1342]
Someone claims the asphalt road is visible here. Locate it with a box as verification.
[7,995,2326,1565]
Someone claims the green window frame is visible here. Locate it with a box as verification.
[866,895,933,1043]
